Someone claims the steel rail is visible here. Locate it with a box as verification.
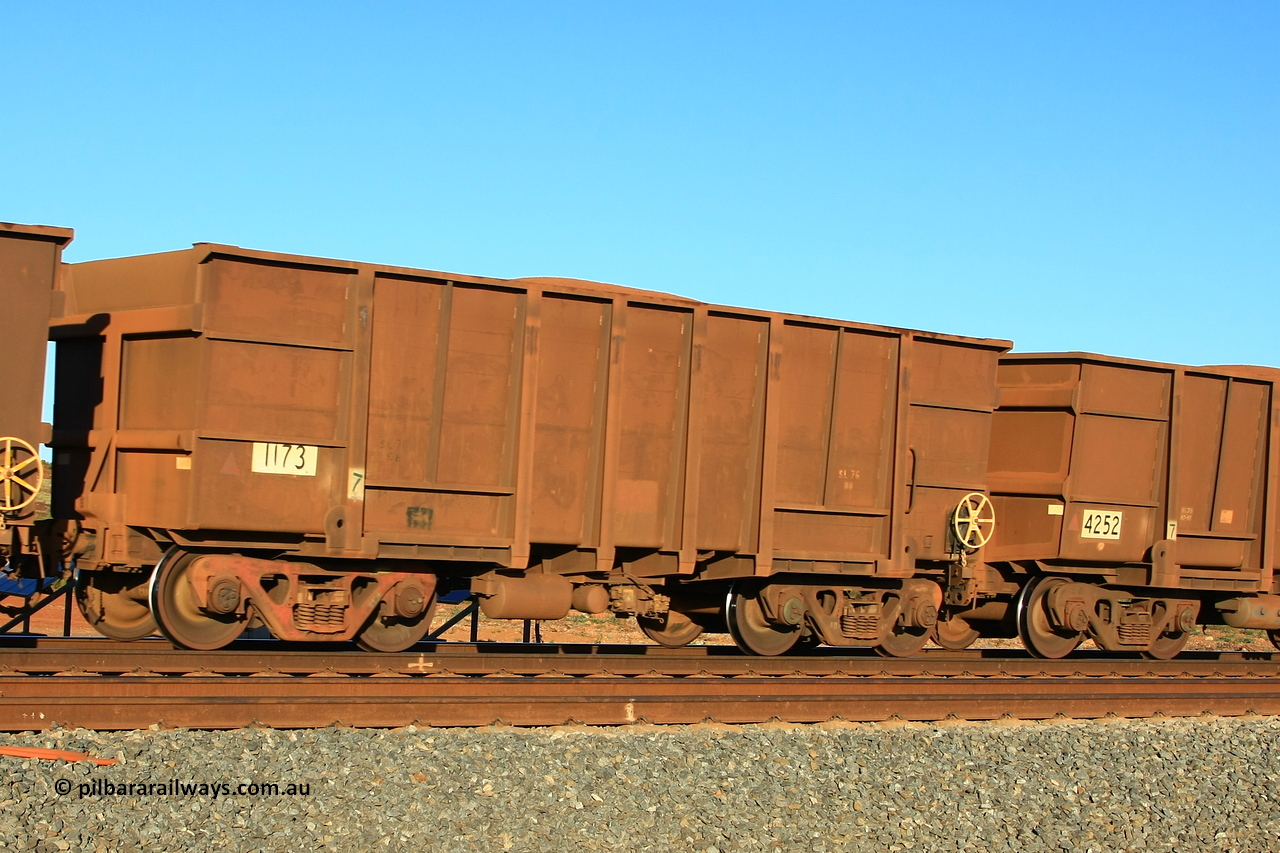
[3,673,1280,731]
[1,641,1279,730]
[1,645,1279,678]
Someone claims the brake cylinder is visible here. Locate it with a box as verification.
[474,574,573,620]
[1217,595,1280,629]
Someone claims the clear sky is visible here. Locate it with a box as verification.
[5,1,1277,367]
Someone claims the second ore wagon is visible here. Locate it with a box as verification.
[975,353,1280,658]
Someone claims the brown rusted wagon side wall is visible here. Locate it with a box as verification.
[988,353,1278,592]
[52,244,1008,581]
[363,276,1005,578]
[1187,363,1280,594]
[53,248,360,566]
[0,223,72,446]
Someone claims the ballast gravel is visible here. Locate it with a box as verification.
[1,717,1279,852]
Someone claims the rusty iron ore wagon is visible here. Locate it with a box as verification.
[0,223,72,578]
[49,242,1010,654]
[36,234,1280,659]
[981,354,1280,658]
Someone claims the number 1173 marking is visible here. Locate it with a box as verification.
[251,442,318,477]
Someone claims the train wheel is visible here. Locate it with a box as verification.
[933,615,981,650]
[356,593,437,653]
[1143,630,1189,660]
[1270,630,1280,652]
[76,571,157,641]
[638,610,704,648]
[876,621,931,657]
[1016,576,1083,659]
[873,589,934,657]
[150,549,247,651]
[726,582,800,656]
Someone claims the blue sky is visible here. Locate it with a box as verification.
[5,1,1277,366]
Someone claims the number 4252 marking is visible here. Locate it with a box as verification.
[1081,509,1122,540]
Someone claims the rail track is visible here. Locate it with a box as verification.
[2,638,1280,730]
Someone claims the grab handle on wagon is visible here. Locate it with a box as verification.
[906,446,917,514]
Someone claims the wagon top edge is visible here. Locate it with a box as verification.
[0,221,74,243]
[1003,350,1280,378]
[65,241,1013,352]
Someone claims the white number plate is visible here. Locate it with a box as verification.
[251,443,317,477]
[1081,509,1123,540]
